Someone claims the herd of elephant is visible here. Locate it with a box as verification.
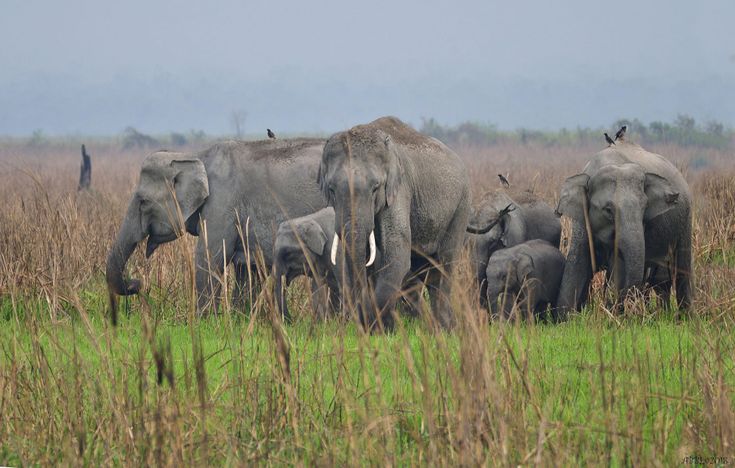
[106,116,692,330]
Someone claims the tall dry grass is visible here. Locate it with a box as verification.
[0,138,734,464]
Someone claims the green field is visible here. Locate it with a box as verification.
[1,288,732,465]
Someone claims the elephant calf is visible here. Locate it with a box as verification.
[274,207,340,321]
[467,189,561,306]
[485,239,565,320]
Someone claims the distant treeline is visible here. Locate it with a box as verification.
[9,115,733,151]
[420,115,734,149]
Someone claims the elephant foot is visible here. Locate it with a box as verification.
[358,306,396,334]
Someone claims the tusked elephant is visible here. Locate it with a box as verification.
[485,239,565,320]
[466,189,561,306]
[273,207,341,321]
[555,138,692,316]
[318,116,473,330]
[106,139,327,315]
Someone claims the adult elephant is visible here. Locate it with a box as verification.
[106,139,327,314]
[555,139,692,316]
[318,116,471,330]
[467,190,561,306]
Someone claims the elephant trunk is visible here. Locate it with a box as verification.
[106,199,145,296]
[617,210,646,294]
[336,211,375,317]
[619,235,645,292]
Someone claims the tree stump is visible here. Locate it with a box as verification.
[78,144,91,190]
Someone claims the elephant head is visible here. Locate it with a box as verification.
[273,215,330,320]
[317,129,398,305]
[467,202,519,248]
[556,163,679,291]
[106,152,209,297]
[485,250,535,317]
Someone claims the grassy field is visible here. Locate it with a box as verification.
[1,137,734,464]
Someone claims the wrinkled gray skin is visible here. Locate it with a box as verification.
[468,190,561,306]
[106,139,327,314]
[485,239,565,320]
[556,140,692,316]
[274,207,340,321]
[319,116,471,330]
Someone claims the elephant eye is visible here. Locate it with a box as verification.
[603,204,615,216]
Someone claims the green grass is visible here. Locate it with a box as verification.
[1,291,731,465]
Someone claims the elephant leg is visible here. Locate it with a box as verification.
[556,222,594,320]
[646,263,672,308]
[401,276,424,319]
[519,281,539,322]
[326,275,342,317]
[425,265,457,330]
[427,202,470,330]
[674,235,693,312]
[231,259,251,311]
[368,264,409,331]
[477,267,489,308]
[400,259,430,318]
[310,277,332,320]
[195,226,237,315]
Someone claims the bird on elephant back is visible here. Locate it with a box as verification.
[555,131,692,317]
[318,116,497,331]
[105,138,328,319]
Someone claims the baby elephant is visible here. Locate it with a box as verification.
[485,239,565,321]
[274,207,340,321]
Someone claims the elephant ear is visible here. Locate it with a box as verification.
[515,253,535,287]
[171,159,209,225]
[383,134,403,207]
[498,205,519,247]
[644,173,679,221]
[297,219,328,256]
[556,173,590,221]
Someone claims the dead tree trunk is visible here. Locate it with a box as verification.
[78,144,91,190]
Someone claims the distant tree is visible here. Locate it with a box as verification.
[674,114,696,131]
[121,127,159,150]
[28,129,45,146]
[705,120,724,137]
[188,129,207,143]
[170,132,187,147]
[230,110,247,139]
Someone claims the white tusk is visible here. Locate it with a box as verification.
[330,233,339,265]
[366,231,377,267]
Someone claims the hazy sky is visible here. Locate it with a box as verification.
[1,0,733,135]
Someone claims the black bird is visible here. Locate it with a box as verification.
[267,129,276,139]
[498,174,510,187]
[615,125,627,141]
[604,133,615,146]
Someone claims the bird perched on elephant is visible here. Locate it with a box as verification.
[555,139,692,316]
[106,138,327,315]
[273,207,341,321]
[485,239,565,320]
[466,189,561,306]
[318,116,472,330]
